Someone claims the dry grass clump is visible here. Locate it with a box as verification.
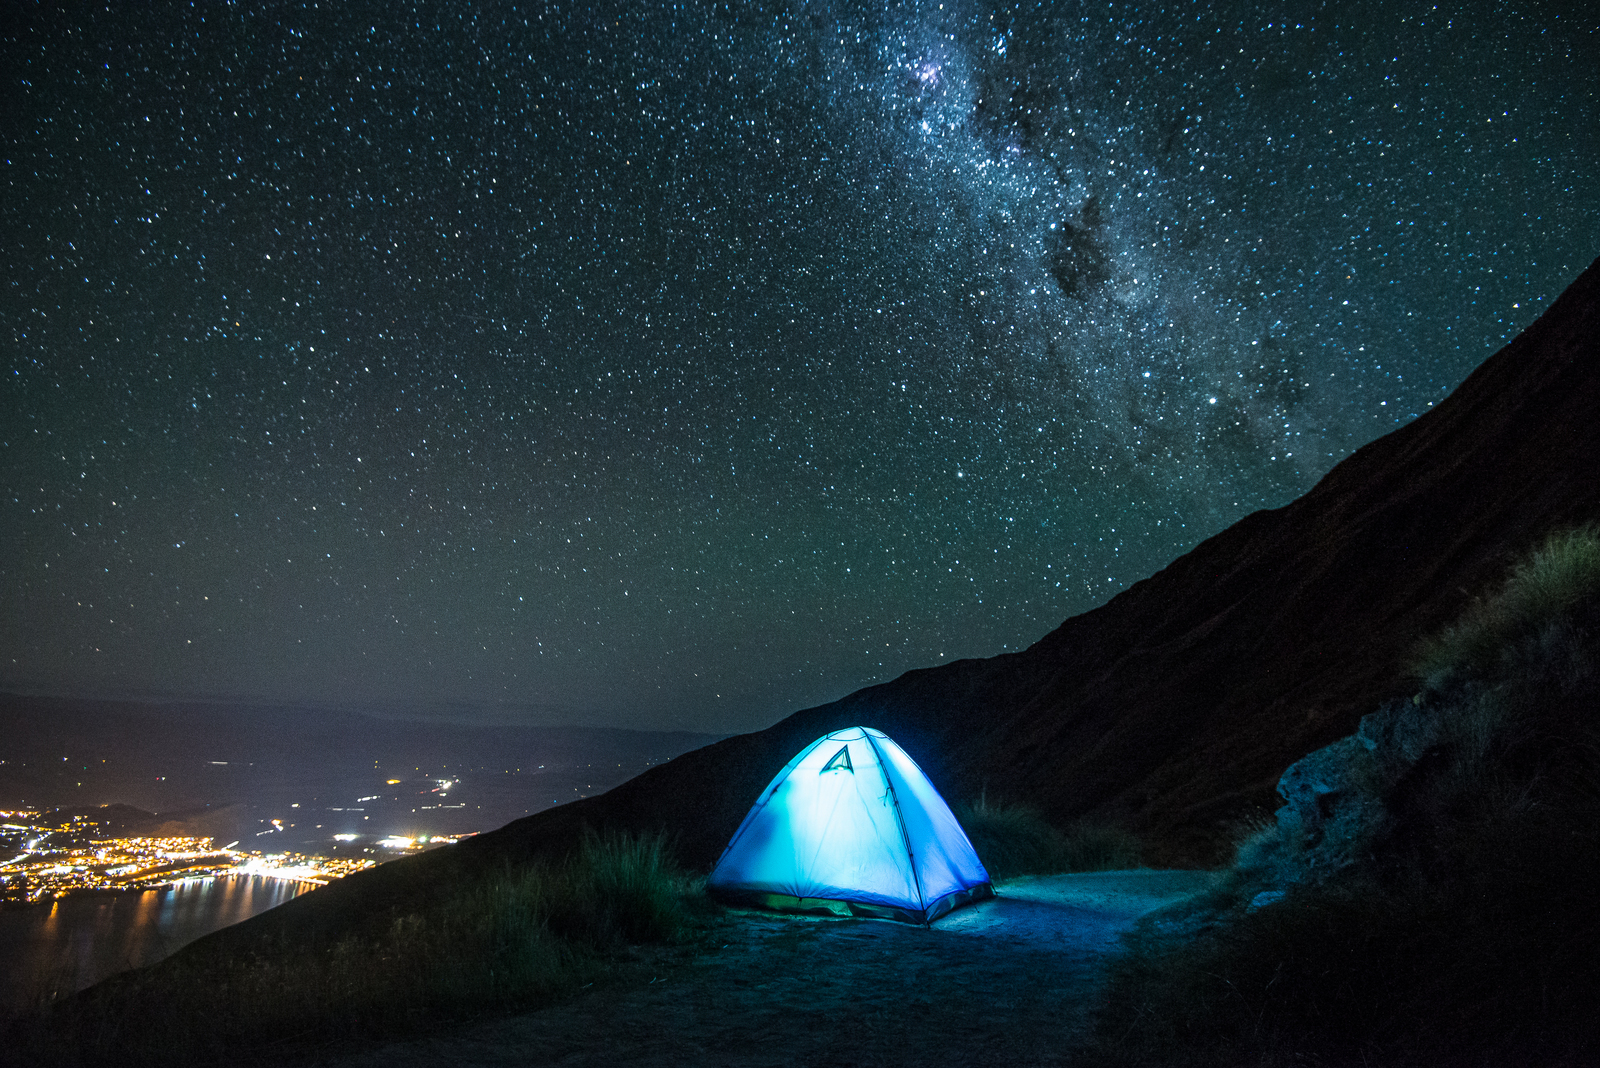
[3,832,707,1067]
[1414,526,1600,687]
[956,795,1142,881]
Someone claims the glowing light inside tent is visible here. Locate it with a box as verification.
[708,726,991,923]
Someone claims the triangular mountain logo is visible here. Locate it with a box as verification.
[820,745,853,774]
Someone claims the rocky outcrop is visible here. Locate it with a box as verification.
[1236,536,1600,909]
[1241,694,1448,900]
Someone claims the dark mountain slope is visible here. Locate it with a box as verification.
[219,257,1599,942]
[515,255,1600,868]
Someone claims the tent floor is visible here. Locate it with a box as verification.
[709,882,995,924]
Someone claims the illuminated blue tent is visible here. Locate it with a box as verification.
[707,726,993,923]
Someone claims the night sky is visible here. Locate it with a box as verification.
[3,2,1595,732]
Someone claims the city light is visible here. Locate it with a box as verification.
[0,810,380,903]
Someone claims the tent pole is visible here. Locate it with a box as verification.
[863,731,929,926]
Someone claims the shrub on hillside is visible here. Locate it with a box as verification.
[1414,525,1600,687]
[956,795,1141,881]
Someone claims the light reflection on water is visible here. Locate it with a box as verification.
[0,875,316,1017]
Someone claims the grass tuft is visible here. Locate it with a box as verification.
[955,795,1141,881]
[545,830,699,946]
[1413,526,1600,687]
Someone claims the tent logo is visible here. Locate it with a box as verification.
[820,745,854,774]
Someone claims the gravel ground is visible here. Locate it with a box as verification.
[307,869,1211,1068]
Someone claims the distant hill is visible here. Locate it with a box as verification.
[207,256,1600,942]
[0,695,722,848]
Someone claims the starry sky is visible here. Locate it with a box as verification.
[3,1,1596,732]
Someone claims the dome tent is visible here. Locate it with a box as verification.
[708,726,993,923]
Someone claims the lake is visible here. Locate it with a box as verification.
[0,875,316,1018]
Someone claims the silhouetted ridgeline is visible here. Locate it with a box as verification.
[210,256,1600,947]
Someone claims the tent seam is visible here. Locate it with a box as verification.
[863,730,928,918]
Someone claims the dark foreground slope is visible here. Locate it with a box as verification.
[220,258,1600,943]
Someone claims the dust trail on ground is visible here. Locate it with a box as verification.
[307,870,1210,1068]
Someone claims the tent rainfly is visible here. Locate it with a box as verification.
[707,726,993,923]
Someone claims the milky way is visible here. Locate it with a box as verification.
[3,2,1596,730]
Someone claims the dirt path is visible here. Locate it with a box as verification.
[310,870,1209,1068]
